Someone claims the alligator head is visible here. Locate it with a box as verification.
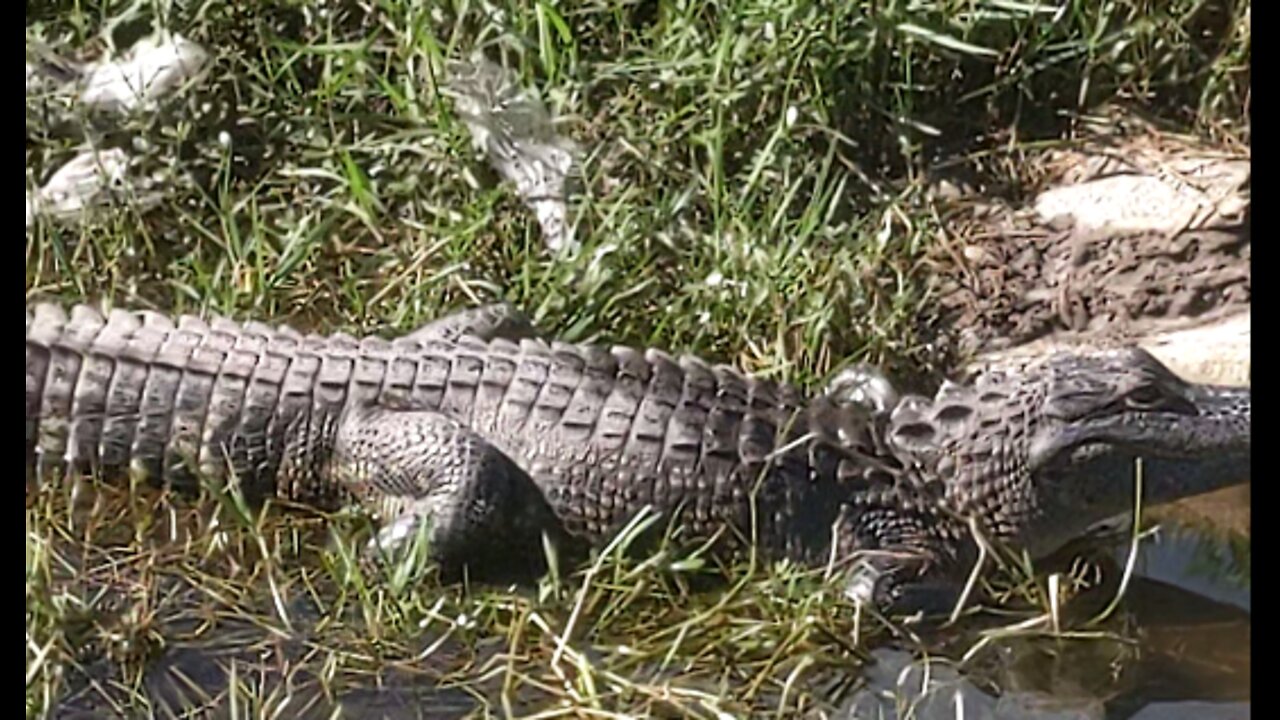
[882,346,1251,561]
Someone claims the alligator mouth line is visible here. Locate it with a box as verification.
[1065,436,1249,464]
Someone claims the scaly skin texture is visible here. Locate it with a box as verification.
[26,302,1251,613]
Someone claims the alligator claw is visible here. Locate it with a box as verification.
[845,560,966,620]
[367,513,426,558]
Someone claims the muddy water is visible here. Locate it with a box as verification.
[839,486,1250,720]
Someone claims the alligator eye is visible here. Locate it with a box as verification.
[1125,385,1165,407]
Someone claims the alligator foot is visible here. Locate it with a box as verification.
[405,303,542,344]
[332,405,571,582]
[836,503,972,619]
[845,557,967,619]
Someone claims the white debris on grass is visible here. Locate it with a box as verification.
[80,32,210,113]
[26,147,162,228]
[27,32,210,113]
[26,31,210,226]
[444,54,581,253]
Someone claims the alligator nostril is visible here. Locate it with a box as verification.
[895,422,936,442]
[935,405,973,424]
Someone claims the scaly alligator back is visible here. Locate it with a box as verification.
[26,302,864,560]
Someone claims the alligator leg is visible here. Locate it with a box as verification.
[330,404,573,582]
[405,303,542,344]
[837,506,973,617]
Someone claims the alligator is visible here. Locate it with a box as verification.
[26,301,1251,615]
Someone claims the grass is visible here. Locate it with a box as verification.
[26,0,1249,716]
[27,479,888,716]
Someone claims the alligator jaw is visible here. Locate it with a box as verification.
[1137,383,1249,503]
[1067,382,1249,501]
[1028,379,1250,559]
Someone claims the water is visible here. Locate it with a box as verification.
[44,487,1249,719]
[833,485,1250,720]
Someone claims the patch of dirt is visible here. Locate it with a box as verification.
[921,118,1250,368]
[928,213,1250,358]
[960,309,1251,389]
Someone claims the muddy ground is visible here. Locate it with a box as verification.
[929,211,1249,355]
[920,127,1250,385]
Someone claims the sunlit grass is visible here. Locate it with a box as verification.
[26,0,1248,715]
